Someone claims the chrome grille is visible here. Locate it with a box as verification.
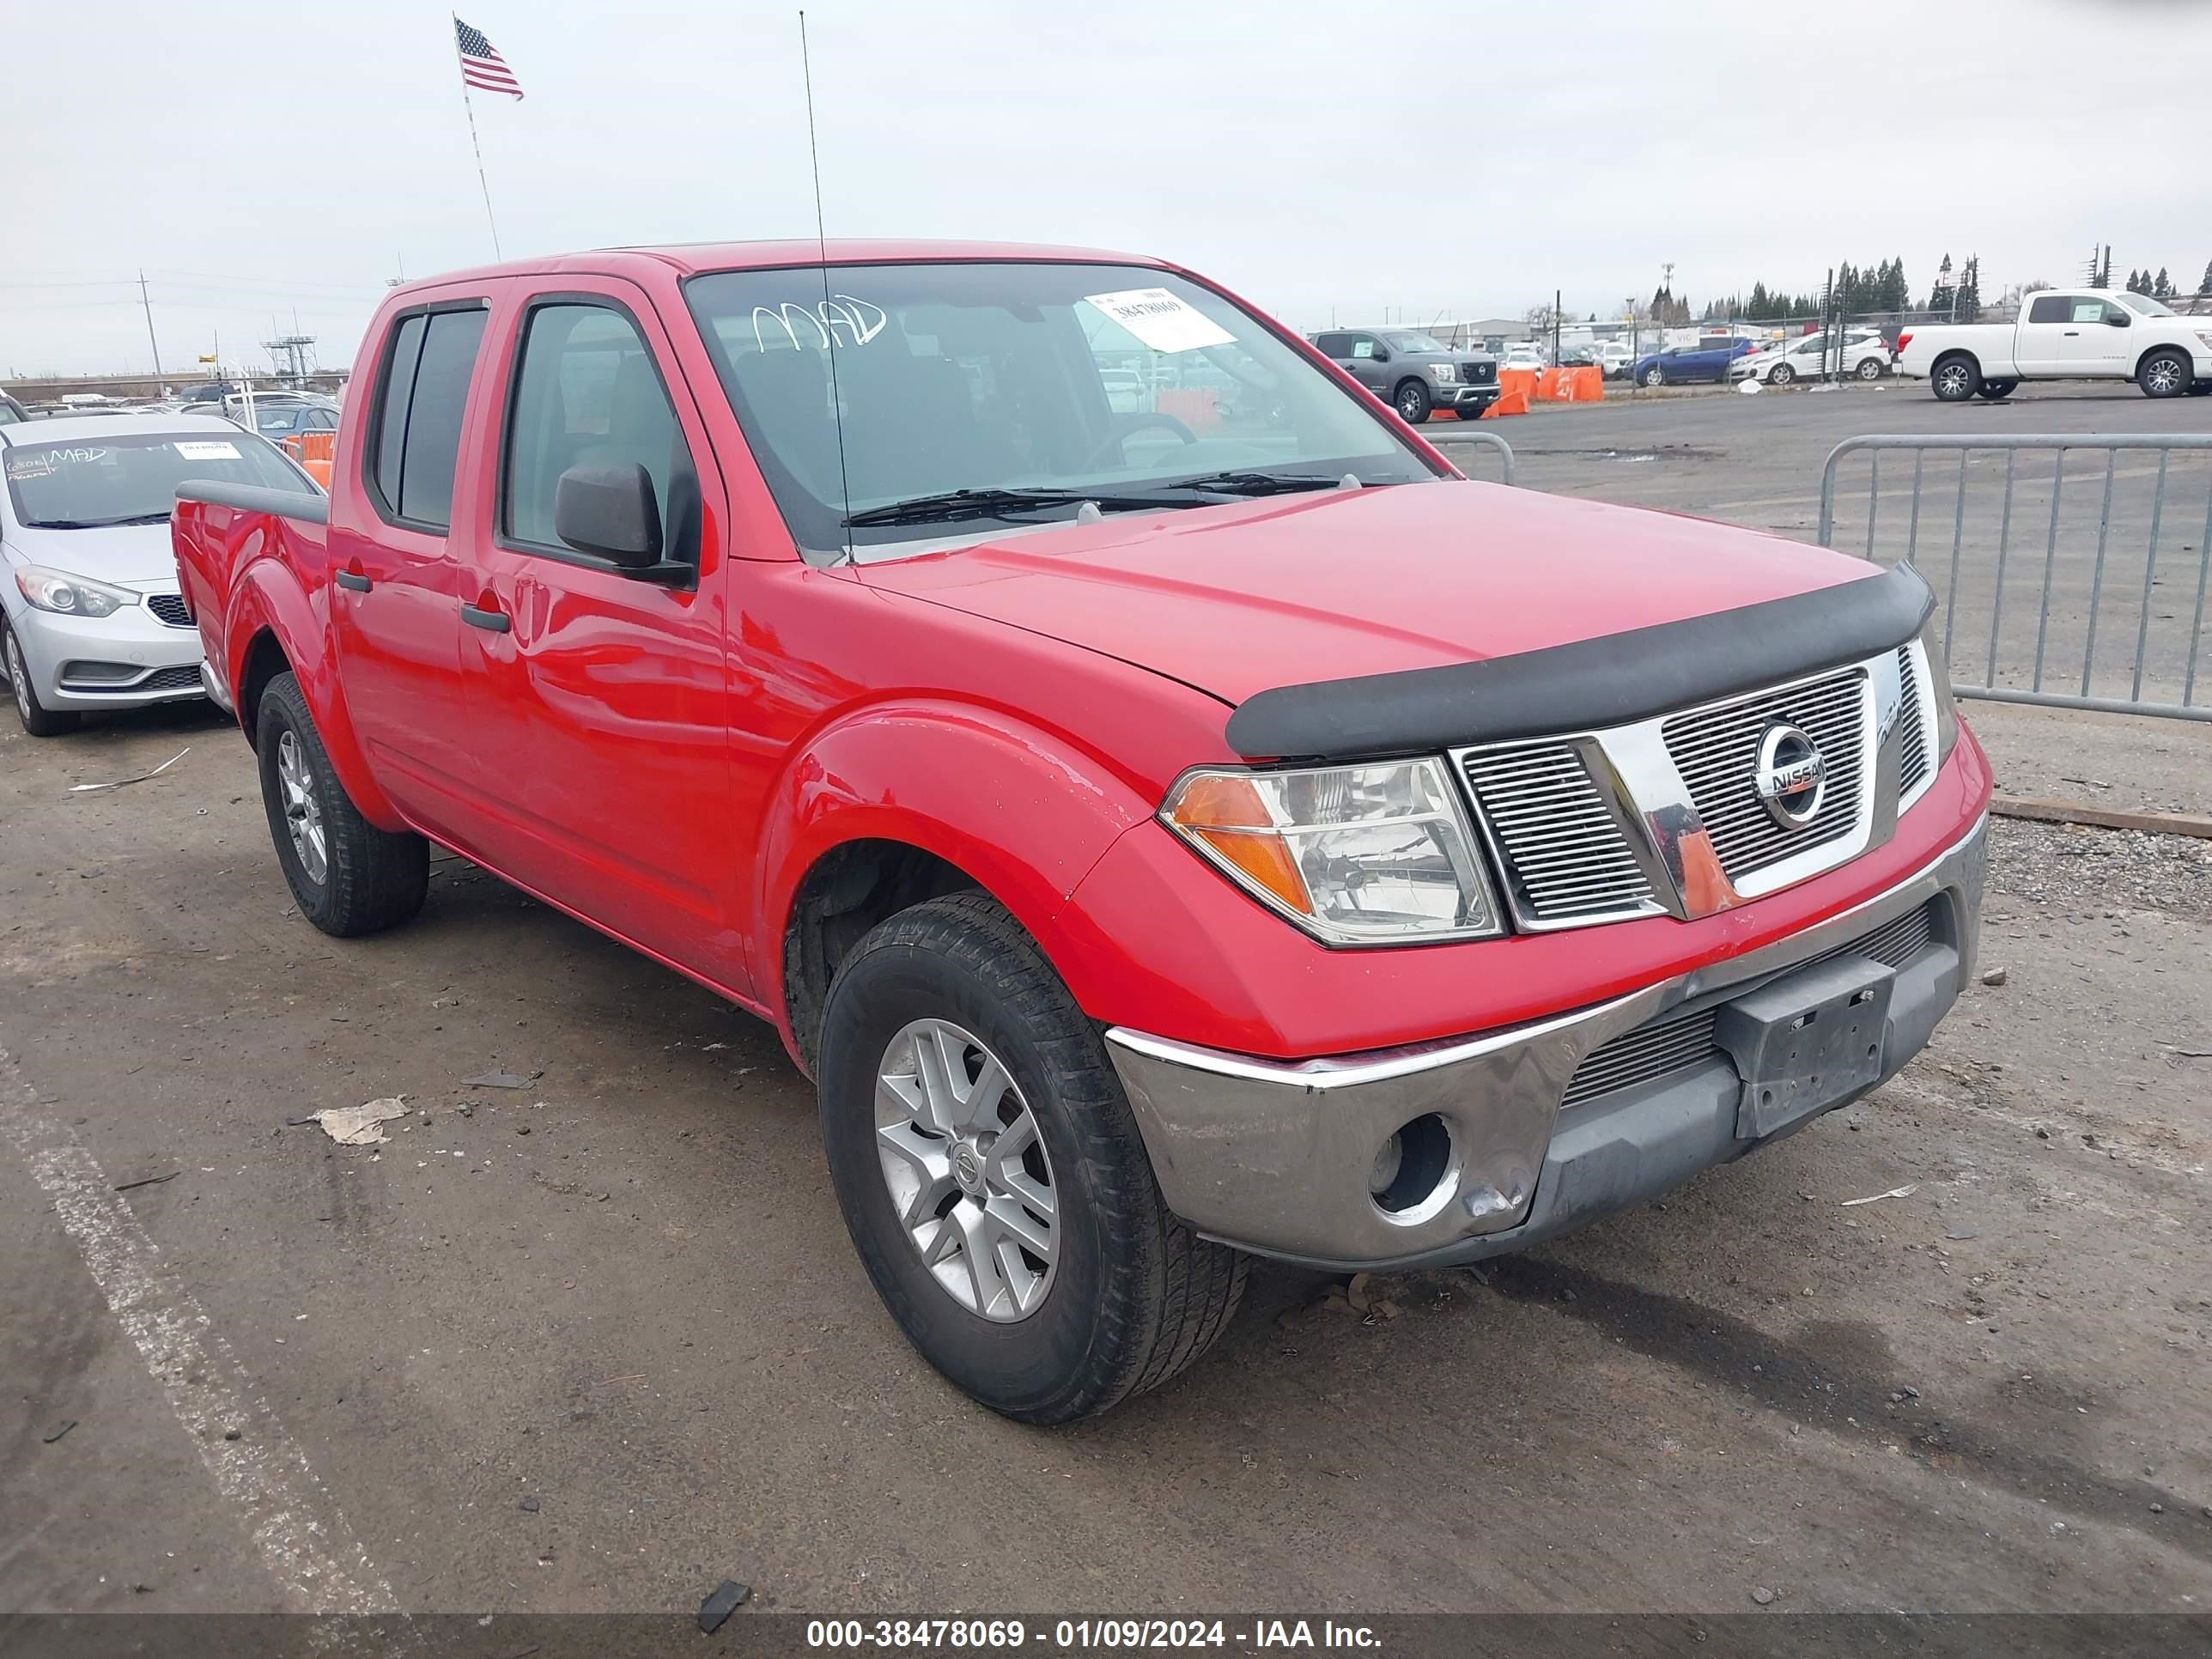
[146,592,193,628]
[1662,668,1867,881]
[1561,900,1940,1109]
[1459,744,1656,925]
[1822,899,1935,972]
[1561,1009,1720,1107]
[1460,362,1495,385]
[1896,647,1930,797]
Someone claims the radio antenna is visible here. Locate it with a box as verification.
[799,10,855,563]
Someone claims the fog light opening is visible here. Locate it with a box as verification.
[1370,1113,1454,1219]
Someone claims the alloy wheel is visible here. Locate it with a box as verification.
[874,1018,1057,1322]
[1936,364,1971,398]
[5,632,29,726]
[2146,357,2185,396]
[276,729,328,886]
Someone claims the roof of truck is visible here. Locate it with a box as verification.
[385,240,1171,299]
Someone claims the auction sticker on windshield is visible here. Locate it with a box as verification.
[174,440,241,460]
[1084,288,1236,354]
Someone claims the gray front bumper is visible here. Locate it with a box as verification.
[1440,383,1499,407]
[1105,815,1987,1272]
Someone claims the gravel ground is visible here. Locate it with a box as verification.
[1990,820,2212,923]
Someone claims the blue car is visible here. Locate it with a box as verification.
[1630,339,1756,386]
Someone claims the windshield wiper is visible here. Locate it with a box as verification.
[842,487,1206,529]
[1156,471,1349,497]
[27,512,172,529]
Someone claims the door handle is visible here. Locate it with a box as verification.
[461,603,511,634]
[333,570,371,592]
[2063,331,2080,337]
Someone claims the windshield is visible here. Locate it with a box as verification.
[3,430,318,527]
[2117,292,2177,317]
[1379,330,1448,352]
[684,261,1436,559]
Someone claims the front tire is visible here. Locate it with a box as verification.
[1639,365,1664,388]
[3,616,80,737]
[1930,356,1981,402]
[1767,362,1794,386]
[255,672,428,937]
[818,893,1249,1423]
[2139,349,2191,399]
[1393,380,1432,424]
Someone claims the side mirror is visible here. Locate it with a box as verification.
[2106,309,2131,327]
[555,463,661,568]
[1369,346,1391,363]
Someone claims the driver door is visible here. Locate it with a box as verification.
[2059,296,2132,374]
[450,280,744,989]
[1345,334,1390,393]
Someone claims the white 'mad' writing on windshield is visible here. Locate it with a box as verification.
[750,295,890,353]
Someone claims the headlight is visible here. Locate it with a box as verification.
[2194,330,2212,350]
[1161,758,1501,944]
[14,566,137,619]
[1920,620,1960,763]
[1427,362,1460,385]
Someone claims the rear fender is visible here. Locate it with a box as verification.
[754,700,1159,1036]
[221,526,402,829]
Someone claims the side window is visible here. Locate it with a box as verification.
[367,306,488,531]
[1313,332,1350,358]
[399,311,489,526]
[2026,295,2070,325]
[371,315,426,507]
[502,303,696,561]
[2069,298,2108,325]
[1349,337,1379,360]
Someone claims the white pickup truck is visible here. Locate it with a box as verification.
[1896,289,2212,402]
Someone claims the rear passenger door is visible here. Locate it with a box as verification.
[329,294,498,837]
[2014,294,2077,375]
[452,281,740,988]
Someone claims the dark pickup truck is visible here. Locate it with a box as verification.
[1312,327,1501,422]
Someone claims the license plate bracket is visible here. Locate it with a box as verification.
[1715,953,1895,1140]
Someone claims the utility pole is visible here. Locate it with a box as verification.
[137,270,162,377]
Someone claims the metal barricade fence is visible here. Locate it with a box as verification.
[1818,434,2212,721]
[1443,428,1516,486]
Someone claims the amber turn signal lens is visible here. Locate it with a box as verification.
[1164,775,1312,915]
[1188,827,1310,915]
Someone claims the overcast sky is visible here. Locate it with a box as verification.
[7,0,2209,379]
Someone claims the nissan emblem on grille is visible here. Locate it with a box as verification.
[1753,723,1826,828]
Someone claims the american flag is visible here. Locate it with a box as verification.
[453,16,523,99]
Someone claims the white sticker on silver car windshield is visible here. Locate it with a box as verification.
[1082,288,1235,354]
[174,440,241,460]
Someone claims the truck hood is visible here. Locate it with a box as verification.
[857,480,1881,708]
[1,520,180,586]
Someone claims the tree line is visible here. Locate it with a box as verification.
[1673,252,2209,327]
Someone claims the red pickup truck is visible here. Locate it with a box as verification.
[175,241,1991,1422]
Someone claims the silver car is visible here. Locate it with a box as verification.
[1,413,320,735]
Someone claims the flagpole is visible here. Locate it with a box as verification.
[453,15,503,259]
